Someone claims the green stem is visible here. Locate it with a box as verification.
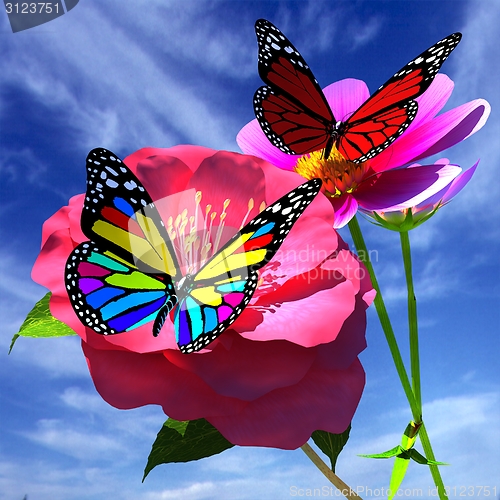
[347,216,419,420]
[420,423,448,498]
[400,231,421,410]
[400,231,447,499]
[348,216,448,499]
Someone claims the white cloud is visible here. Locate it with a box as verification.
[24,418,126,461]
[0,2,242,156]
[336,391,500,494]
[438,1,500,218]
[143,482,218,500]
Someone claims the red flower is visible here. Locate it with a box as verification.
[32,146,375,449]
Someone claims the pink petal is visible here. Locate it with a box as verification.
[323,79,370,122]
[237,266,357,347]
[410,74,454,129]
[329,194,359,228]
[355,164,462,211]
[413,99,491,161]
[236,119,298,171]
[207,358,365,449]
[423,160,479,206]
[125,146,213,174]
[371,99,490,171]
[134,154,193,202]
[82,341,246,419]
[187,151,266,232]
[163,330,316,400]
[262,215,340,286]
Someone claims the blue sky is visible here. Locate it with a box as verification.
[0,1,499,498]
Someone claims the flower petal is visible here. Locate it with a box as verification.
[82,341,246,419]
[163,331,316,400]
[207,358,365,449]
[355,164,462,211]
[413,99,491,161]
[237,264,358,348]
[410,74,454,129]
[236,119,299,171]
[323,78,370,121]
[423,160,479,207]
[329,194,359,228]
[371,99,490,171]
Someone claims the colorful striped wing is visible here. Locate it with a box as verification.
[65,148,180,336]
[174,178,322,353]
[82,148,179,278]
[65,242,177,335]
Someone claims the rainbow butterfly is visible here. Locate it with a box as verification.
[65,148,321,353]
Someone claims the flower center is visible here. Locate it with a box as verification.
[165,190,266,275]
[294,147,369,198]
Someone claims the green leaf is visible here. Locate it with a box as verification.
[401,421,421,450]
[408,448,448,466]
[143,418,234,481]
[9,292,77,353]
[389,456,411,500]
[359,445,402,459]
[311,424,351,472]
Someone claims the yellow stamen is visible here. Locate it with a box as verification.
[294,147,369,198]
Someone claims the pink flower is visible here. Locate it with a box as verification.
[364,159,480,231]
[237,75,490,228]
[31,146,375,449]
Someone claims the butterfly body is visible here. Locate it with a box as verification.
[65,148,321,353]
[254,19,461,163]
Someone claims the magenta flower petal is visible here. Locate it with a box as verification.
[236,119,299,171]
[372,98,490,170]
[412,100,490,161]
[82,341,246,419]
[422,160,479,207]
[410,74,454,129]
[355,164,462,211]
[323,79,370,121]
[328,194,360,228]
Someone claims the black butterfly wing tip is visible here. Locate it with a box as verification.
[303,177,323,194]
[88,147,109,156]
[87,147,120,162]
[255,18,271,28]
[309,178,323,191]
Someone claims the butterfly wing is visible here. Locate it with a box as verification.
[175,178,322,353]
[254,19,461,163]
[65,242,177,335]
[65,148,180,336]
[254,86,334,155]
[340,32,462,163]
[337,101,419,163]
[82,148,179,278]
[253,19,335,156]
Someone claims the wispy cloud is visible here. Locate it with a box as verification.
[336,391,500,495]
[0,1,244,158]
[439,1,500,218]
